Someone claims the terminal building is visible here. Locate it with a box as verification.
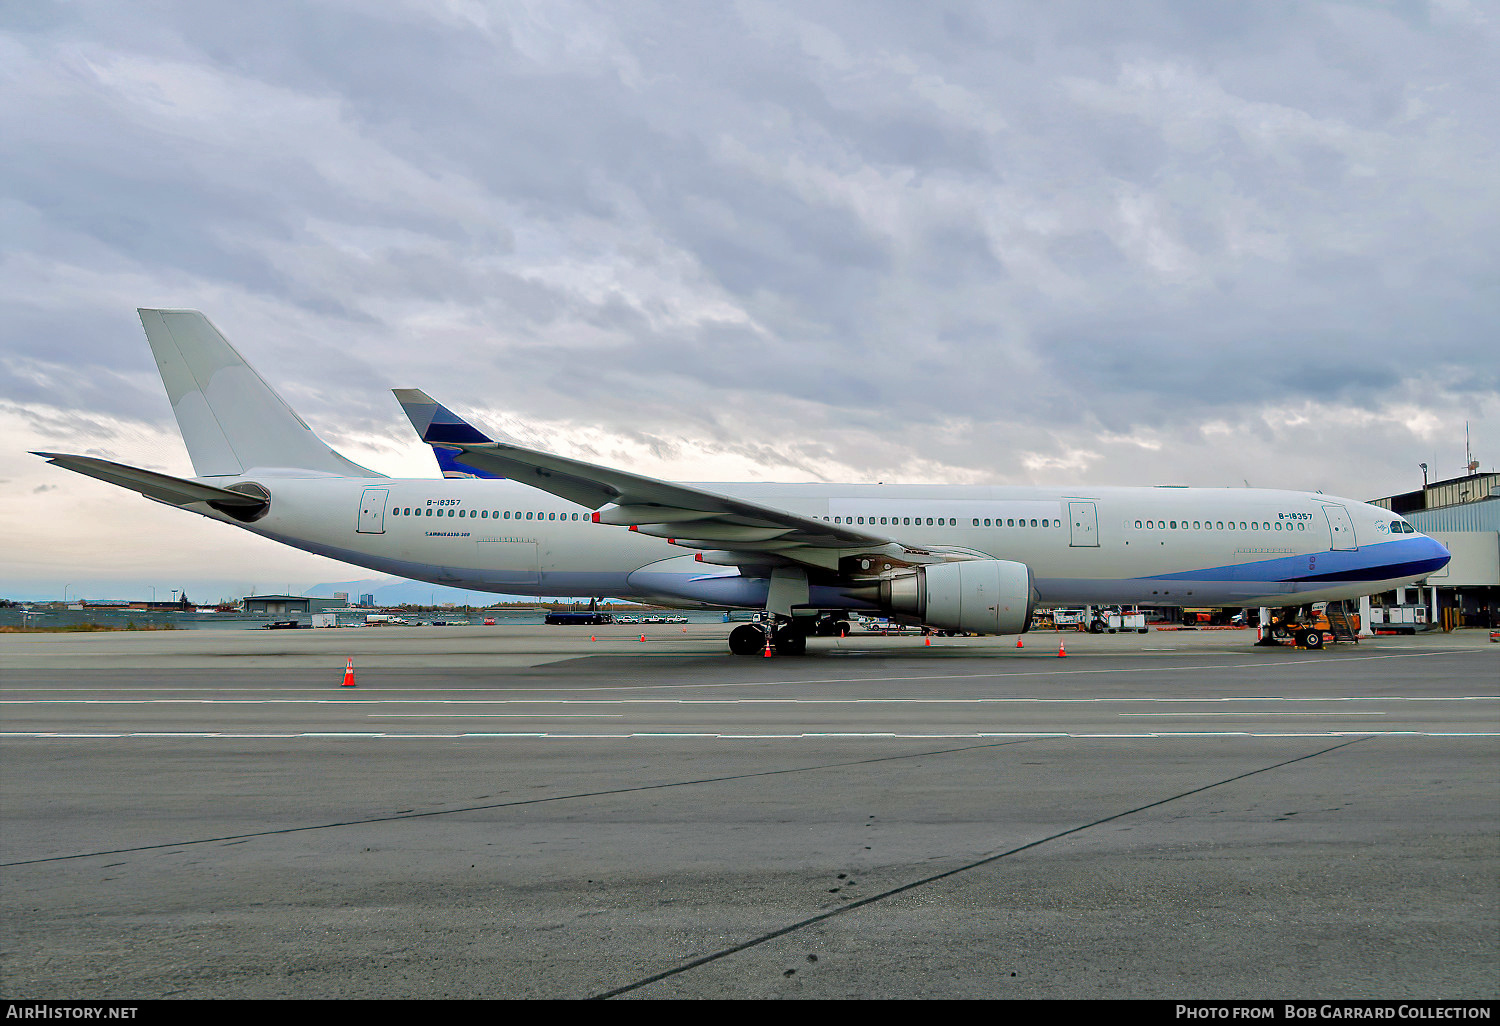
[1370,470,1499,630]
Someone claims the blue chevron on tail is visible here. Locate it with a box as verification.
[392,388,505,479]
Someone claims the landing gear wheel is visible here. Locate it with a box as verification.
[1088,620,1105,634]
[1299,628,1324,650]
[728,624,763,656]
[773,627,807,656]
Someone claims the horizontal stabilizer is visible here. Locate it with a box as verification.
[34,452,270,516]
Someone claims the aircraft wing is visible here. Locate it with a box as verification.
[392,389,901,565]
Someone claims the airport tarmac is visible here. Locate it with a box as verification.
[1,626,1496,999]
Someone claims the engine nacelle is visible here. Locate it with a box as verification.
[878,559,1036,635]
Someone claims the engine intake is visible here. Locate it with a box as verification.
[878,559,1036,635]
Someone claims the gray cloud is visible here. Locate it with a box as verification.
[1,0,1496,505]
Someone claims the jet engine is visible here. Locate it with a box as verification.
[877,558,1036,635]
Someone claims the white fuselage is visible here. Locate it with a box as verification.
[198,476,1449,612]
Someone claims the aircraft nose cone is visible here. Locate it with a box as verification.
[1427,535,1452,571]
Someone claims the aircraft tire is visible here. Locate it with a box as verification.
[1299,628,1324,650]
[773,627,807,656]
[729,624,764,656]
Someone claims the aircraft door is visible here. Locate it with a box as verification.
[1321,505,1357,551]
[1068,501,1099,547]
[357,488,389,534]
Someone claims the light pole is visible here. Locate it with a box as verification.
[63,584,72,605]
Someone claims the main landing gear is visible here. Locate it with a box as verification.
[728,615,841,656]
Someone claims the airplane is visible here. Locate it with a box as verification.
[35,310,1451,655]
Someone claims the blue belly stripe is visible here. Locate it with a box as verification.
[1145,537,1447,585]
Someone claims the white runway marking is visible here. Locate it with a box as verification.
[1117,711,1388,717]
[3,731,1497,740]
[366,713,626,718]
[3,695,1495,705]
[0,647,1478,695]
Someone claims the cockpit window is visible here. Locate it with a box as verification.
[1390,520,1414,534]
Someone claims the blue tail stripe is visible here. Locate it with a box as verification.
[422,410,491,445]
[433,445,503,479]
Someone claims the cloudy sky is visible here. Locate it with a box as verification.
[2,0,1496,601]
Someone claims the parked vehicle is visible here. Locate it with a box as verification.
[545,611,615,625]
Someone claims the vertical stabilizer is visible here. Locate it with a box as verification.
[139,309,381,478]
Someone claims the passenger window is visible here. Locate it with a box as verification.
[1135,520,1142,528]
[526,512,533,520]
[983,518,991,527]
[972,519,979,526]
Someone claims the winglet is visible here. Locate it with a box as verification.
[392,389,504,479]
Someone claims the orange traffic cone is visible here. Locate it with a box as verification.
[924,635,931,646]
[640,634,646,643]
[1057,639,1067,658]
[341,657,356,687]
[590,635,596,642]
[1016,638,1023,648]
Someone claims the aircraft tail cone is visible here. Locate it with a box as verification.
[341,657,356,688]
